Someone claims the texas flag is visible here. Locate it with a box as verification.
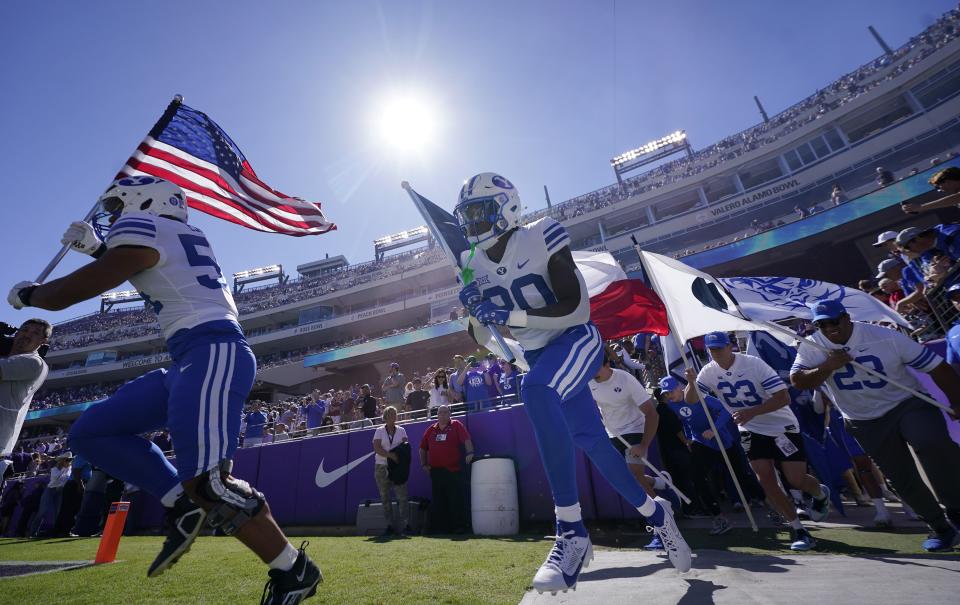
[574,251,670,340]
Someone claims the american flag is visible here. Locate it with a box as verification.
[118,98,336,236]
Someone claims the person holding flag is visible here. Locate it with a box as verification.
[450,172,691,594]
[790,299,960,551]
[7,176,321,604]
[688,331,830,551]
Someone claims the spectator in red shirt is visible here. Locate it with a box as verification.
[878,278,904,308]
[419,405,474,533]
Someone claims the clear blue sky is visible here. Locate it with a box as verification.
[0,0,954,325]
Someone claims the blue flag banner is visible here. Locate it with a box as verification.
[402,184,470,270]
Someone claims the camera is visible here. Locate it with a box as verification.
[0,321,49,358]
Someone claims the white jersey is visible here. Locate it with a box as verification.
[105,211,239,340]
[461,217,584,351]
[696,353,796,436]
[589,368,652,437]
[791,322,942,421]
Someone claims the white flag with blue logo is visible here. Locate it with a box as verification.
[717,277,909,328]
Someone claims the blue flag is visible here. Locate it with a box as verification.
[403,185,470,270]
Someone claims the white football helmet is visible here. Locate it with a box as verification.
[454,172,522,250]
[99,175,189,223]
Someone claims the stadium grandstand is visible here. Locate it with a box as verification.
[8,6,960,538]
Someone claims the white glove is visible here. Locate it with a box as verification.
[8,281,38,310]
[60,221,103,256]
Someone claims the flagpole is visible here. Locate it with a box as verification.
[34,94,185,284]
[634,237,759,532]
[401,181,515,363]
[613,435,692,503]
[756,319,953,415]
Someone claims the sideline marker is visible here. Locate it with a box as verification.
[94,501,130,564]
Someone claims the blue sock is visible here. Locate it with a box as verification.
[520,383,579,506]
[562,386,655,511]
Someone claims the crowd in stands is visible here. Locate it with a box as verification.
[525,9,960,227]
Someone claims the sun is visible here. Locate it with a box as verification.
[375,91,440,153]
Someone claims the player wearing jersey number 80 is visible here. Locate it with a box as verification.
[689,332,830,551]
[455,172,690,594]
[791,299,960,552]
[8,176,320,603]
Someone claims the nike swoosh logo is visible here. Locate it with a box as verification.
[295,561,306,583]
[315,452,374,488]
[517,259,530,269]
[180,363,192,372]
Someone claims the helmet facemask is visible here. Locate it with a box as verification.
[454,194,510,250]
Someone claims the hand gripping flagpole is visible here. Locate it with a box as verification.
[34,95,185,284]
[755,319,954,415]
[401,181,515,363]
[633,236,759,532]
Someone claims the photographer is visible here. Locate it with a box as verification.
[0,319,51,481]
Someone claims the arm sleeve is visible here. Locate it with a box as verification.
[456,421,472,442]
[706,395,733,429]
[896,330,943,371]
[541,218,571,255]
[618,351,646,371]
[695,368,717,397]
[419,429,431,451]
[790,339,822,375]
[754,357,787,395]
[625,374,652,406]
[105,215,161,250]
[0,355,45,382]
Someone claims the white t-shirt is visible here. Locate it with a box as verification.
[696,353,796,436]
[372,424,408,465]
[428,386,451,410]
[589,368,652,437]
[790,322,942,421]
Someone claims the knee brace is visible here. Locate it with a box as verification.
[199,460,265,535]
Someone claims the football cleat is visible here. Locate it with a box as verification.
[921,529,960,552]
[532,520,594,594]
[709,516,732,536]
[651,497,692,573]
[260,541,322,605]
[148,494,207,578]
[807,484,831,522]
[644,534,663,550]
[790,528,817,551]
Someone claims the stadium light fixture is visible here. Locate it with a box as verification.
[233,264,282,280]
[610,130,688,168]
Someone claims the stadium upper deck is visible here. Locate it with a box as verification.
[35,7,960,398]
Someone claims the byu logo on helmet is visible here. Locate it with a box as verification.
[98,176,189,225]
[454,172,522,251]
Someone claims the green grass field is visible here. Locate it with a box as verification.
[1,524,955,605]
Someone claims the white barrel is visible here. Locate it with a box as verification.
[471,457,519,535]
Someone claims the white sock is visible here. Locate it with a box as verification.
[160,483,184,508]
[268,543,299,571]
[873,498,888,515]
[637,497,657,518]
[789,518,804,531]
[555,503,582,523]
[653,477,667,491]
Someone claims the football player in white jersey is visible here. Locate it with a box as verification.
[455,172,690,593]
[8,176,320,604]
[791,299,960,551]
[689,331,830,551]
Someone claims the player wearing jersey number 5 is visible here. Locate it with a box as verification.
[790,299,960,552]
[7,176,320,604]
[688,332,830,551]
[454,172,690,594]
